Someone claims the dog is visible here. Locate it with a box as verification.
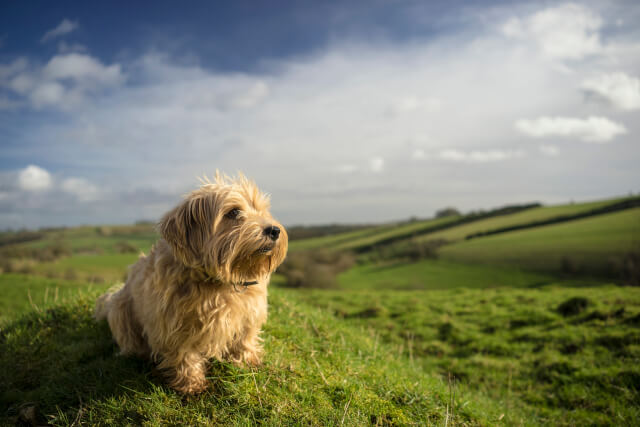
[95,172,288,394]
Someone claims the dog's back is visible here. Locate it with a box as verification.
[95,252,150,357]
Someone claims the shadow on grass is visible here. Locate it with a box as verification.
[0,301,234,424]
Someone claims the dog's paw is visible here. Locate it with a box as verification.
[173,378,209,395]
[243,351,263,367]
[170,373,209,395]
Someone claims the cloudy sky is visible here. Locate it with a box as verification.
[1,0,639,228]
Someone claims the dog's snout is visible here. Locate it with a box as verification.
[264,225,280,241]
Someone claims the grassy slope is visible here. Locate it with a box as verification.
[20,225,157,252]
[33,253,141,283]
[290,216,459,252]
[8,226,157,282]
[2,282,638,425]
[415,198,624,244]
[289,224,394,251]
[0,287,505,426]
[337,259,585,291]
[294,286,640,426]
[440,208,640,274]
[0,274,110,324]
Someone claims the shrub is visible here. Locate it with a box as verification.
[435,207,461,218]
[114,241,138,254]
[560,256,579,275]
[96,226,112,236]
[64,268,78,281]
[370,239,448,263]
[557,297,591,317]
[0,241,72,263]
[278,250,355,288]
[620,249,640,286]
[0,230,44,246]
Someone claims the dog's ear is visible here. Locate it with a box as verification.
[158,196,212,266]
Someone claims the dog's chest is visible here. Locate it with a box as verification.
[190,289,267,347]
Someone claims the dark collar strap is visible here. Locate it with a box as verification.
[232,280,259,293]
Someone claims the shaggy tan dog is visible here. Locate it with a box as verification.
[95,173,287,394]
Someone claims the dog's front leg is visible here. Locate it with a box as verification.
[229,326,264,367]
[159,351,209,394]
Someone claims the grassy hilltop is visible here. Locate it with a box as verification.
[1,195,639,425]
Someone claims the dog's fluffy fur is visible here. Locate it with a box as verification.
[95,173,287,394]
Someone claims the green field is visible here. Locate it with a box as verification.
[337,259,605,291]
[289,223,394,251]
[2,279,639,425]
[1,285,509,426]
[440,208,640,275]
[415,197,631,244]
[33,253,141,282]
[0,274,109,324]
[290,215,460,252]
[294,286,640,425]
[1,195,639,425]
[19,225,157,253]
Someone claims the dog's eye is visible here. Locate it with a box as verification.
[225,208,241,220]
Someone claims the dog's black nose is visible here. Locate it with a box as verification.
[264,225,280,241]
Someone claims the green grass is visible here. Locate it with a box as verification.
[294,286,640,425]
[440,208,640,275]
[2,195,639,424]
[291,197,631,253]
[19,225,157,254]
[32,253,142,283]
[290,216,460,252]
[289,223,397,251]
[415,197,630,244]
[2,281,638,425]
[0,286,506,426]
[337,259,605,291]
[0,274,109,325]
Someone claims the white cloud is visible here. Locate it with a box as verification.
[388,96,440,116]
[539,145,560,156]
[29,81,65,107]
[61,177,99,201]
[412,149,426,160]
[41,19,79,43]
[582,72,640,111]
[0,57,28,80]
[9,74,35,94]
[43,53,123,86]
[515,116,627,143]
[0,53,124,110]
[502,3,602,60]
[18,165,52,191]
[228,81,269,109]
[337,164,358,174]
[369,157,384,173]
[438,149,524,163]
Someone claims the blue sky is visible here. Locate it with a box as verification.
[0,0,639,228]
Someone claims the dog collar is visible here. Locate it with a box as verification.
[232,280,259,293]
[199,270,259,290]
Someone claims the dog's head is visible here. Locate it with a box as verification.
[158,172,288,285]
